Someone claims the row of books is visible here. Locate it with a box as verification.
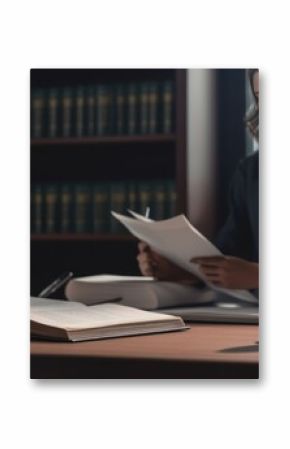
[31,180,177,234]
[31,81,175,139]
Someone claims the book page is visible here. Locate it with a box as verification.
[31,297,179,331]
[111,212,257,303]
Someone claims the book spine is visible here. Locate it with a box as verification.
[47,88,59,138]
[61,87,74,137]
[153,180,166,220]
[31,184,43,233]
[127,83,138,135]
[115,84,126,135]
[60,184,73,233]
[75,86,85,137]
[86,85,95,136]
[127,181,137,212]
[162,81,174,133]
[96,85,112,135]
[138,181,152,217]
[148,82,158,134]
[110,183,127,233]
[104,85,113,134]
[92,183,109,232]
[139,82,149,134]
[74,184,91,233]
[31,89,45,138]
[44,184,58,233]
[167,180,177,217]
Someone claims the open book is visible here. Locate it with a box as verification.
[112,211,257,303]
[30,297,187,342]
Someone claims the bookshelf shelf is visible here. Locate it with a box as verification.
[31,134,176,146]
[31,233,135,242]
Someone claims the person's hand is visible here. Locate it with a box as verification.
[191,256,259,289]
[137,242,199,284]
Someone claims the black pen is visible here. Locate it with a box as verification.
[38,271,74,298]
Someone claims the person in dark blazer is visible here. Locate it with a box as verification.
[137,69,259,291]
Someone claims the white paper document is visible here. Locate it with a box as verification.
[112,211,257,303]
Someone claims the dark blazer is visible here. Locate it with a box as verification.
[215,151,259,263]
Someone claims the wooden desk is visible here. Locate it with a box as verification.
[31,323,259,379]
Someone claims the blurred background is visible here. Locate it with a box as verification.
[30,68,255,295]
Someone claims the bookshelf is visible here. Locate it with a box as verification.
[31,134,175,146]
[30,69,187,294]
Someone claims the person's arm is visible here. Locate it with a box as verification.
[209,157,259,291]
[215,160,253,259]
[191,255,259,290]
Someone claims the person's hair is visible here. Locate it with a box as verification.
[245,69,259,142]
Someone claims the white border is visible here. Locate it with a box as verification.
[1,1,289,448]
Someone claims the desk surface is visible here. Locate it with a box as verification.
[31,323,259,379]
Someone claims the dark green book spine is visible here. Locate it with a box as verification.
[61,87,74,137]
[44,184,59,233]
[114,84,126,135]
[74,184,91,233]
[148,82,159,134]
[60,184,73,233]
[153,180,166,220]
[162,81,174,133]
[31,184,43,233]
[31,89,45,138]
[75,86,85,137]
[139,82,149,134]
[127,84,138,135]
[167,180,177,217]
[127,181,137,212]
[47,88,60,138]
[96,85,112,135]
[92,183,109,232]
[138,181,152,217]
[86,85,95,136]
[110,182,127,233]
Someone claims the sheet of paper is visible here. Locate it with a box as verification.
[31,297,178,331]
[127,209,154,222]
[111,211,257,303]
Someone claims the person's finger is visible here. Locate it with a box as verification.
[141,262,155,276]
[137,253,154,266]
[200,268,221,278]
[200,269,221,277]
[199,264,221,272]
[197,261,225,269]
[191,256,225,264]
[138,241,150,253]
[203,274,221,282]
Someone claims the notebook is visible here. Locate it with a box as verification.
[30,297,188,342]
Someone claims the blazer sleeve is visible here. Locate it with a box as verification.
[215,160,253,260]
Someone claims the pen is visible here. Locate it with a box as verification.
[145,207,150,218]
[38,271,74,298]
